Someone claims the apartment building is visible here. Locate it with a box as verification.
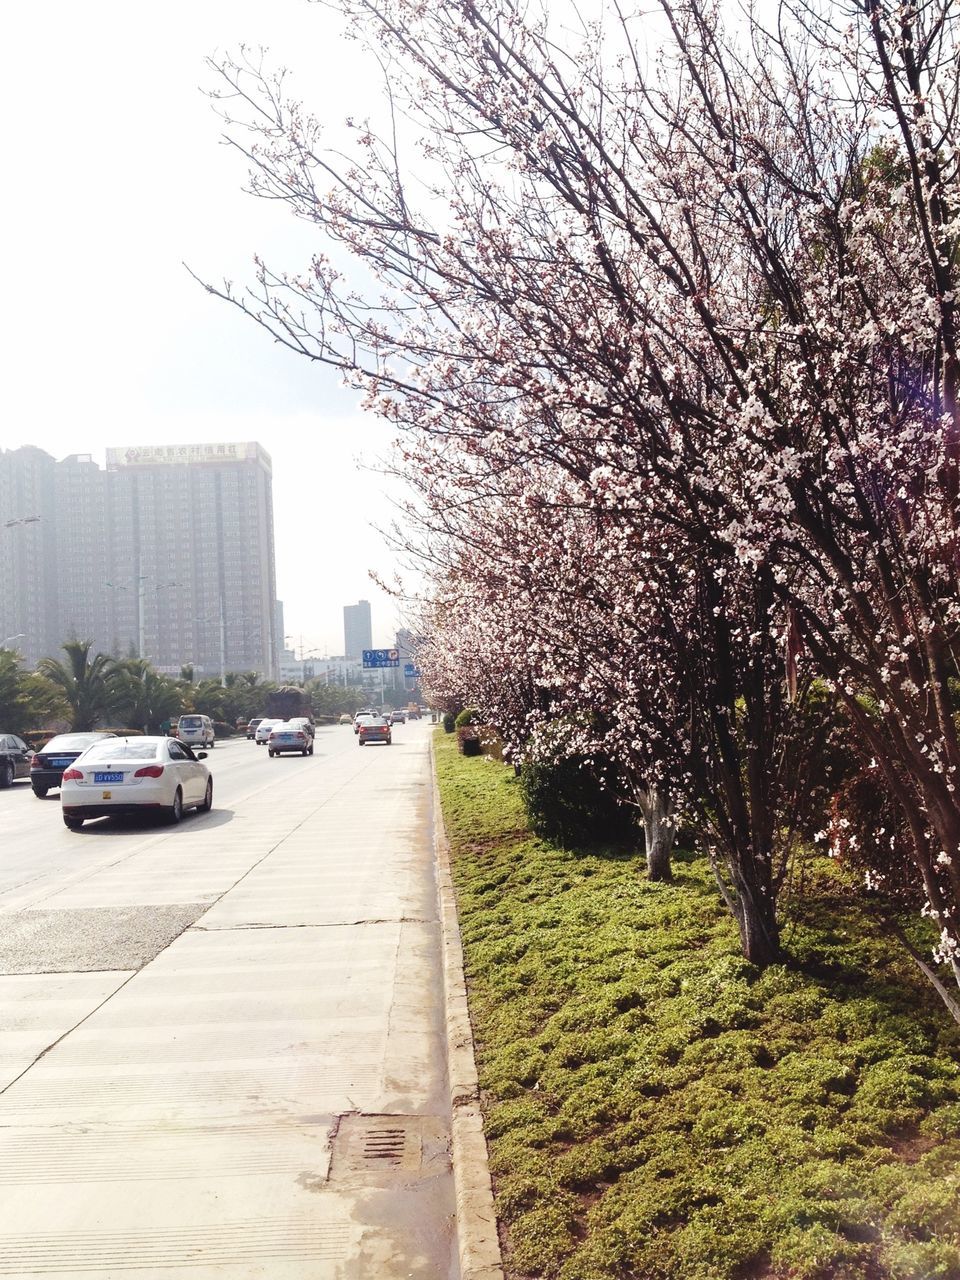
[0,442,279,678]
[343,598,372,659]
[0,447,59,667]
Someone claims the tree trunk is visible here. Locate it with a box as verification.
[736,891,782,967]
[639,785,676,882]
[707,845,782,966]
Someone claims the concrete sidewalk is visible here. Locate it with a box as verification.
[0,729,497,1278]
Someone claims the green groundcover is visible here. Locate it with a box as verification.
[434,732,960,1280]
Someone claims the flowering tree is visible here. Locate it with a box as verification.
[205,0,960,1010]
[408,457,849,958]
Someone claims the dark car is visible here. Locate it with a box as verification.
[358,716,392,746]
[29,731,117,798]
[0,734,32,788]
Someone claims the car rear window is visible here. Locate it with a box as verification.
[179,717,203,728]
[43,734,111,752]
[81,741,161,761]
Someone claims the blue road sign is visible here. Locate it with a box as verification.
[404,662,420,678]
[362,648,400,669]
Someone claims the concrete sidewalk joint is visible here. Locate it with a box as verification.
[431,735,506,1280]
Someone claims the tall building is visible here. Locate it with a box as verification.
[55,454,113,657]
[0,447,59,667]
[343,599,372,659]
[0,441,280,679]
[105,443,279,678]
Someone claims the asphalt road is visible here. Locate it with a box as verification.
[0,719,458,1279]
[0,726,354,904]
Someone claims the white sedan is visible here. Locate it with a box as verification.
[61,736,212,830]
[254,718,283,745]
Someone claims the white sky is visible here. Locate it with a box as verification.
[1,0,415,656]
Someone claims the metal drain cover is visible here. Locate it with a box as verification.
[328,1114,447,1185]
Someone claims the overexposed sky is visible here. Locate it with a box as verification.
[1,0,414,655]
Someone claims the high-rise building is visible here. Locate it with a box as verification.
[105,442,279,678]
[0,447,58,667]
[55,454,113,657]
[343,598,372,659]
[0,441,280,679]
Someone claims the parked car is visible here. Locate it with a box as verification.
[288,715,315,741]
[0,734,31,788]
[60,736,212,829]
[338,713,353,725]
[358,717,392,746]
[255,718,283,745]
[29,731,117,798]
[390,711,406,724]
[246,717,264,740]
[176,714,215,749]
[267,723,314,757]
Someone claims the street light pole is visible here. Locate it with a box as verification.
[219,594,226,688]
[3,517,41,659]
[138,571,146,660]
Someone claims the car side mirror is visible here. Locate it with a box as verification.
[196,752,208,760]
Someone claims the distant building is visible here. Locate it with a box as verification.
[0,447,58,667]
[343,599,372,659]
[105,442,279,679]
[0,442,280,678]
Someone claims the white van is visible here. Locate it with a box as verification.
[177,714,215,749]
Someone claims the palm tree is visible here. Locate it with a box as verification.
[0,648,67,736]
[187,678,228,722]
[111,658,184,733]
[37,640,118,731]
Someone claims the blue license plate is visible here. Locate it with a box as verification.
[50,758,73,767]
[94,772,124,783]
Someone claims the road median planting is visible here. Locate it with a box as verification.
[433,731,960,1280]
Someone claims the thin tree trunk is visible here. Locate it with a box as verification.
[639,785,676,882]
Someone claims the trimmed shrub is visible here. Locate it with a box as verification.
[520,745,639,848]
[455,707,481,728]
[443,711,456,733]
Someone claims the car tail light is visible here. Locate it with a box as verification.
[134,765,164,778]
[62,768,83,781]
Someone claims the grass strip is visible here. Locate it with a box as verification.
[434,730,960,1280]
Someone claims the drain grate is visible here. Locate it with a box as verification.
[362,1125,408,1165]
[328,1114,448,1185]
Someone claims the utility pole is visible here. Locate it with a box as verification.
[219,593,226,688]
[137,558,146,659]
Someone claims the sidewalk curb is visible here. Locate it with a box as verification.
[431,735,506,1280]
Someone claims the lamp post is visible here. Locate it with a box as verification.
[194,595,226,687]
[4,517,41,659]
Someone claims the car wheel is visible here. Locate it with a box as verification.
[63,813,84,830]
[268,749,276,757]
[32,785,49,798]
[0,761,12,789]
[199,778,213,813]
[167,788,184,824]
[308,745,314,756]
